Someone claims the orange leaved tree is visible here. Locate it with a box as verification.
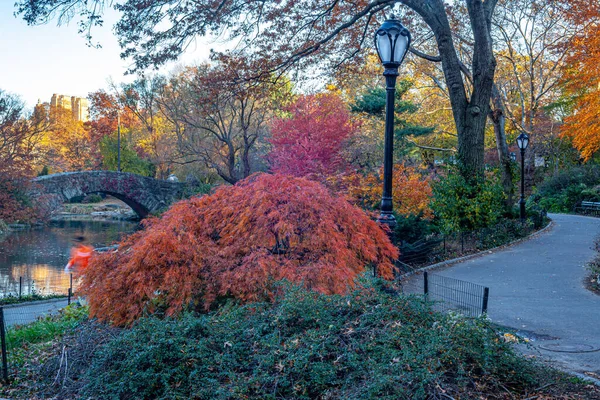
[561,1,600,160]
[335,164,433,219]
[81,173,398,325]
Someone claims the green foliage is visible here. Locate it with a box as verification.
[351,86,387,114]
[476,219,534,249]
[99,130,155,177]
[37,165,49,176]
[179,182,213,199]
[532,165,600,212]
[83,279,534,399]
[393,212,436,244]
[431,170,506,233]
[7,304,88,351]
[352,81,434,156]
[82,194,103,203]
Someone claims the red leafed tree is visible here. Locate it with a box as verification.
[268,93,358,179]
[81,173,398,326]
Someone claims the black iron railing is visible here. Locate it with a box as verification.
[423,271,489,318]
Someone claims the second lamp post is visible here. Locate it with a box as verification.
[516,133,530,221]
[374,16,411,228]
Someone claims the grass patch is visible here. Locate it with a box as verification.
[7,304,88,352]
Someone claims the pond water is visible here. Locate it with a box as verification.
[0,220,138,297]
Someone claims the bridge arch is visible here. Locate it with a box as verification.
[32,171,186,218]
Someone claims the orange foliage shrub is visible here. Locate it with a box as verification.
[81,173,398,326]
[334,164,433,218]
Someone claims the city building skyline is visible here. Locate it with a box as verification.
[50,94,89,122]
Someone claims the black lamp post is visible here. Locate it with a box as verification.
[117,111,122,172]
[374,15,411,228]
[516,133,530,221]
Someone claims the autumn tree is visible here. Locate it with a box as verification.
[88,89,138,140]
[88,89,158,175]
[337,164,433,218]
[490,0,580,189]
[485,0,576,204]
[268,93,358,179]
[0,90,47,223]
[114,76,178,179]
[15,0,499,178]
[81,173,398,326]
[157,59,287,184]
[560,0,600,161]
[406,1,578,204]
[40,106,98,171]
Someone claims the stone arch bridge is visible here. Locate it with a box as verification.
[32,171,187,218]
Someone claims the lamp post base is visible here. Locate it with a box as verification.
[377,212,397,228]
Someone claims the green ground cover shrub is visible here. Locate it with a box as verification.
[532,165,600,212]
[82,279,535,399]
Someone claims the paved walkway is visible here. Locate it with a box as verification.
[407,214,600,379]
[3,298,68,328]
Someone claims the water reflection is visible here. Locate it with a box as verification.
[0,220,138,296]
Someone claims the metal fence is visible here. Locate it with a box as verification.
[0,272,78,382]
[424,272,489,318]
[0,297,74,382]
[0,273,76,301]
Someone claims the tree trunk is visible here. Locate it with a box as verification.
[407,0,498,179]
[242,143,251,179]
[491,84,514,209]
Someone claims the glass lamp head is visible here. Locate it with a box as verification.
[516,133,530,150]
[375,16,411,68]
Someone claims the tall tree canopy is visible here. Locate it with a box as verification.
[0,90,48,222]
[560,0,600,161]
[15,0,498,177]
[156,59,285,184]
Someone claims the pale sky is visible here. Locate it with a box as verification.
[0,3,213,109]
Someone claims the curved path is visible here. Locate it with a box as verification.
[419,214,600,379]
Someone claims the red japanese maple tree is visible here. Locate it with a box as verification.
[81,173,398,325]
[268,93,357,179]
